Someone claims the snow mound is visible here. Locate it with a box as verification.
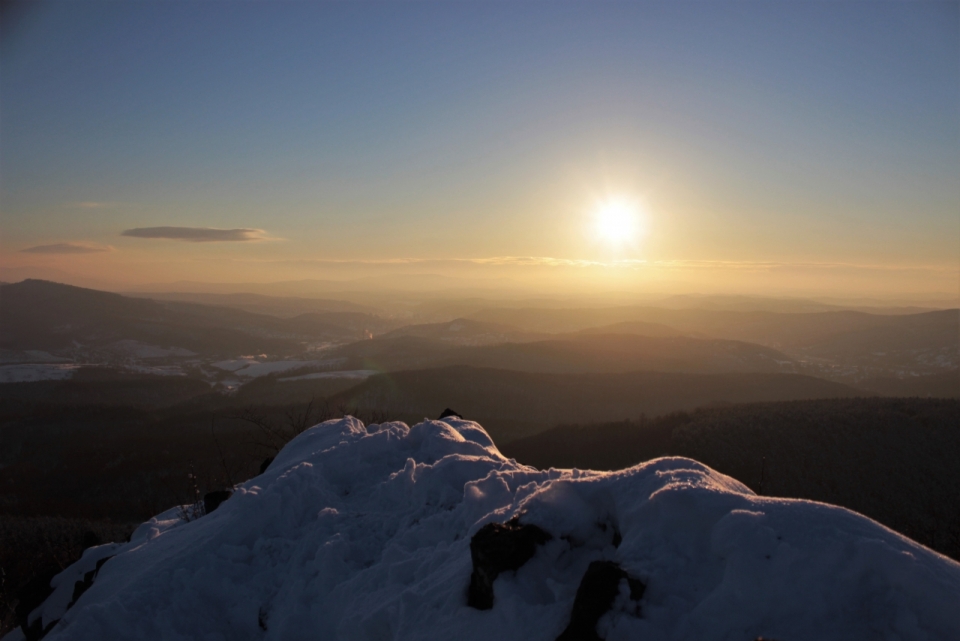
[30,418,960,641]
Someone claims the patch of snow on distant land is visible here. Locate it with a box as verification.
[213,359,342,378]
[28,418,960,641]
[0,363,80,383]
[124,365,186,377]
[106,340,196,359]
[0,350,71,364]
[278,369,378,382]
[211,358,260,372]
[232,361,323,378]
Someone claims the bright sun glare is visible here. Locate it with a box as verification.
[593,199,641,247]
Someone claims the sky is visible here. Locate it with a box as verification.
[1,1,957,300]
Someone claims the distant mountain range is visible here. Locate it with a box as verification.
[467,304,958,349]
[0,280,383,356]
[856,370,959,398]
[331,333,797,376]
[467,305,959,374]
[376,318,547,345]
[1,279,955,393]
[128,291,380,317]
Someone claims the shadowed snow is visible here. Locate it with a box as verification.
[28,417,960,641]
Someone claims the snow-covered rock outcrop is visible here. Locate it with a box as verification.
[23,417,960,640]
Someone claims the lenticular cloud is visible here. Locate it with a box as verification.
[20,243,112,254]
[120,227,268,242]
[24,417,960,641]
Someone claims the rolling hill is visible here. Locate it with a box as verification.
[855,369,959,398]
[331,332,798,375]
[467,305,958,351]
[328,366,862,441]
[0,280,383,356]
[376,318,546,345]
[129,291,378,316]
[467,305,959,376]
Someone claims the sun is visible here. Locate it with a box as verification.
[593,198,641,247]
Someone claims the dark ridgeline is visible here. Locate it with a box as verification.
[328,366,866,442]
[0,279,384,355]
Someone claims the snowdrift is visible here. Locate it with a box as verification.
[21,417,960,641]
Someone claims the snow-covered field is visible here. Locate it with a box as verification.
[211,358,262,372]
[0,364,80,383]
[277,369,379,382]
[0,350,71,365]
[212,359,342,378]
[124,365,188,377]
[19,418,960,641]
[105,340,196,359]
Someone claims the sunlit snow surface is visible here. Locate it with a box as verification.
[34,418,960,641]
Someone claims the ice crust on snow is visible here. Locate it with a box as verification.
[32,417,960,641]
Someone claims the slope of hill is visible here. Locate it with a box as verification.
[0,280,377,356]
[651,293,942,314]
[855,370,960,398]
[574,320,686,337]
[377,318,546,345]
[330,336,460,371]
[18,417,960,641]
[128,291,378,316]
[330,366,861,441]
[330,333,798,376]
[468,305,959,378]
[468,305,959,351]
[500,398,960,560]
[0,368,213,409]
[437,334,797,375]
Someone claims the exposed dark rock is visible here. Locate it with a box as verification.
[258,605,269,631]
[69,555,114,609]
[260,457,275,474]
[21,616,57,641]
[203,490,233,514]
[467,516,552,609]
[557,560,645,641]
[596,519,622,548]
[16,566,59,641]
[438,408,463,420]
[81,531,101,549]
[20,555,115,640]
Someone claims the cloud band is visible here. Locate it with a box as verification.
[21,242,113,254]
[121,227,268,242]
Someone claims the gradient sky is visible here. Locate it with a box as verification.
[1,1,957,298]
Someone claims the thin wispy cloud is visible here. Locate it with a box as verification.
[21,242,114,254]
[71,202,123,209]
[199,256,955,273]
[121,227,271,242]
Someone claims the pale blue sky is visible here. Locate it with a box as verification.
[1,1,957,293]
